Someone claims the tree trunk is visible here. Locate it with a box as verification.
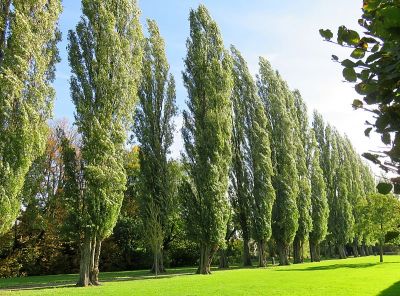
[338,244,347,259]
[352,237,359,257]
[278,242,290,265]
[257,240,266,267]
[218,248,229,269]
[90,238,101,285]
[310,240,320,262]
[379,239,384,263]
[151,249,166,275]
[243,237,252,267]
[293,236,303,264]
[77,236,91,287]
[360,240,367,256]
[197,244,217,274]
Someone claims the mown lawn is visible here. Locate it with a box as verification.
[1,256,399,296]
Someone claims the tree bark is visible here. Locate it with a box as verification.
[197,244,217,274]
[338,244,347,259]
[151,249,166,275]
[360,240,367,256]
[352,237,359,257]
[310,240,320,262]
[77,236,91,287]
[243,237,252,267]
[379,239,384,263]
[278,242,290,265]
[293,236,303,264]
[257,240,266,267]
[218,248,229,269]
[90,238,101,285]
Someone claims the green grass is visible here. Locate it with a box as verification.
[1,256,400,295]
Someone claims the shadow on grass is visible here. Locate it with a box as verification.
[276,262,381,272]
[377,281,400,296]
[0,267,198,291]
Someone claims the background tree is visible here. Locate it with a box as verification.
[330,131,355,259]
[291,91,312,264]
[230,46,275,267]
[181,5,233,274]
[67,0,143,286]
[257,58,299,265]
[308,130,329,262]
[0,0,62,235]
[367,193,400,263]
[134,19,177,275]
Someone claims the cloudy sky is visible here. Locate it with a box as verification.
[54,0,382,172]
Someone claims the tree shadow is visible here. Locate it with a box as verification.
[275,262,379,272]
[377,281,400,296]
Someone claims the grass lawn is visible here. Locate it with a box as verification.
[1,255,399,295]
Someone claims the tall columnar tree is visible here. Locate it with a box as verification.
[330,131,354,259]
[308,130,329,262]
[230,46,275,267]
[257,58,299,265]
[68,0,143,286]
[0,0,62,235]
[343,137,364,257]
[181,5,233,274]
[134,19,177,275]
[291,91,312,264]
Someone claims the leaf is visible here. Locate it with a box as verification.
[332,55,339,61]
[362,152,381,165]
[371,44,380,52]
[376,182,393,195]
[352,99,363,109]
[341,59,356,68]
[364,127,373,137]
[355,82,377,95]
[351,48,366,59]
[343,68,357,82]
[345,30,360,46]
[382,132,391,145]
[319,29,333,41]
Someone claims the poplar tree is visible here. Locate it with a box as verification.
[330,131,354,259]
[291,91,312,264]
[181,5,233,274]
[0,0,61,235]
[257,58,299,265]
[308,130,329,262]
[68,0,143,286]
[230,46,275,267]
[134,19,177,275]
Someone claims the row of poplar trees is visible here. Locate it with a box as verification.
[0,0,376,285]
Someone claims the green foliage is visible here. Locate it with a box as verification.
[321,0,400,178]
[308,130,329,246]
[367,193,400,248]
[68,0,143,243]
[134,19,177,273]
[291,91,312,262]
[257,58,299,264]
[0,0,62,235]
[181,5,233,273]
[229,46,275,266]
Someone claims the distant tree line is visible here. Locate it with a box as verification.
[1,0,399,285]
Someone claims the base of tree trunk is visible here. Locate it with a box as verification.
[310,241,320,262]
[257,240,267,267]
[293,237,303,264]
[218,249,229,269]
[278,243,290,265]
[338,244,347,259]
[243,239,252,267]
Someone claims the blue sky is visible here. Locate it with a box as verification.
[54,0,380,164]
